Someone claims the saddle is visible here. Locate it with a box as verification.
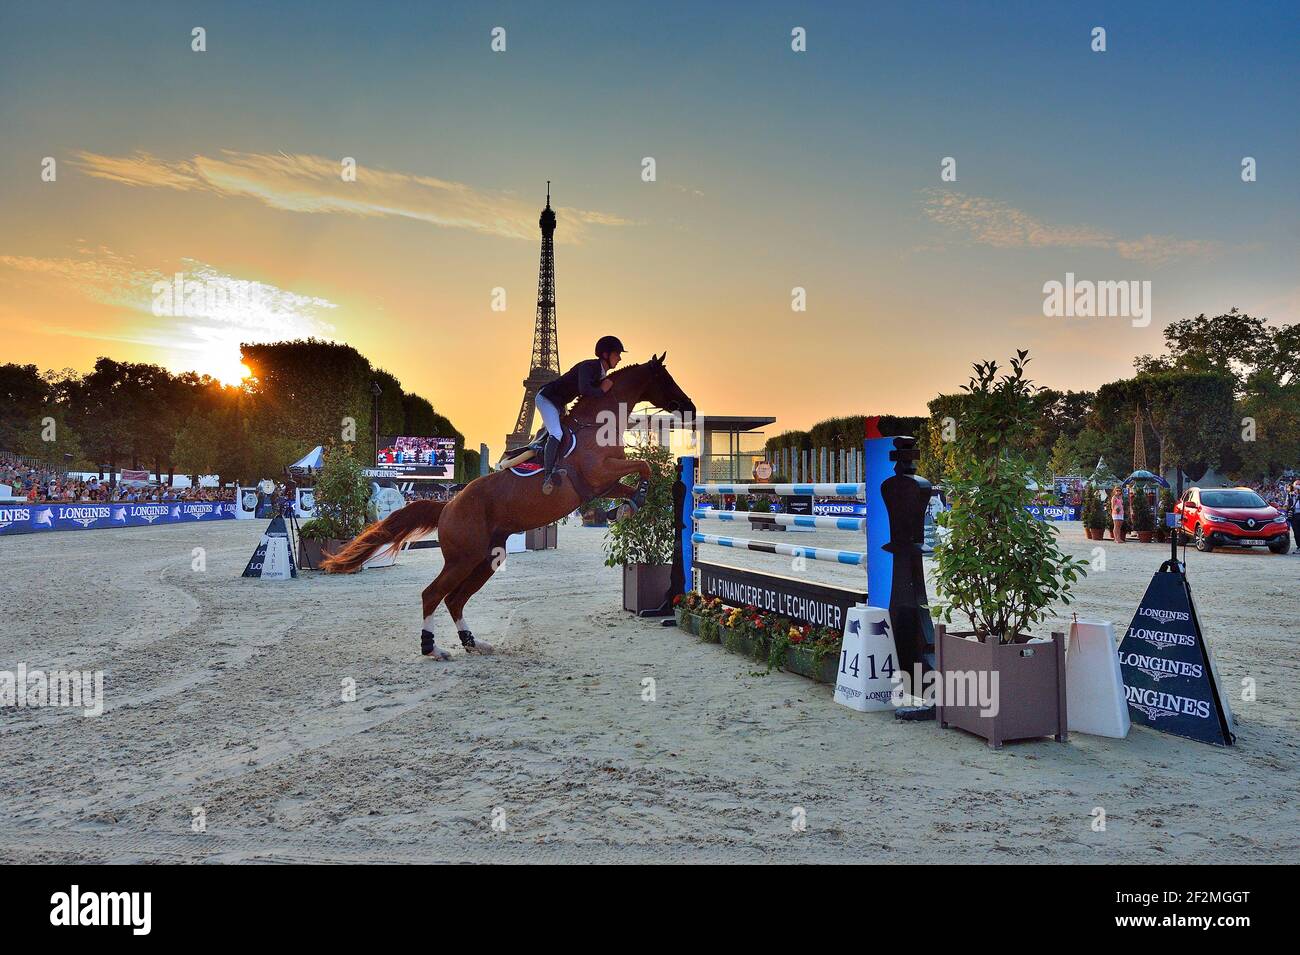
[496,426,575,471]
[496,425,647,513]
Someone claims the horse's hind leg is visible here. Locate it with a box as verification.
[444,546,504,654]
[419,550,482,660]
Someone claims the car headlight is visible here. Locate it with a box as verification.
[1274,515,1290,524]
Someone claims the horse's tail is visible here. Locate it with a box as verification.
[319,500,446,574]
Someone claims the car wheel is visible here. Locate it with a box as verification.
[1269,539,1292,555]
[1194,524,1214,552]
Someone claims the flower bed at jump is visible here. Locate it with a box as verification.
[673,592,841,683]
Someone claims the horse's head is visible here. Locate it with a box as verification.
[635,352,695,419]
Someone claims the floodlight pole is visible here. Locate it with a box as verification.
[370,380,382,463]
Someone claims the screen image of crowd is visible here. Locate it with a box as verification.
[376,436,452,467]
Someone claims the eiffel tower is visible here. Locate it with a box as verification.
[1132,404,1147,472]
[504,183,561,452]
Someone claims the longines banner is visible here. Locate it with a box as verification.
[0,501,236,536]
[1028,504,1080,521]
[1117,562,1235,746]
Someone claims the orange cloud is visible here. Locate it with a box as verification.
[921,189,1217,266]
[70,150,629,242]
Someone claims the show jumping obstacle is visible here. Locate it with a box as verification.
[695,510,867,532]
[322,353,695,660]
[691,480,870,568]
[682,461,870,632]
[675,426,937,677]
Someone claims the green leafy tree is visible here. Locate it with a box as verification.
[1048,434,1080,477]
[920,393,968,484]
[242,339,375,454]
[0,364,52,452]
[172,410,222,486]
[601,438,675,566]
[307,444,371,540]
[933,351,1087,641]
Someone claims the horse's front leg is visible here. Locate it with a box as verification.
[602,482,638,502]
[594,457,653,517]
[595,457,650,487]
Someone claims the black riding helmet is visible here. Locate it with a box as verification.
[594,335,626,358]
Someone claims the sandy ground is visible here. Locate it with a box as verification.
[0,517,1297,864]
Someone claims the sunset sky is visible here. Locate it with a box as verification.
[2,1,1296,453]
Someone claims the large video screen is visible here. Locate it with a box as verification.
[372,436,457,479]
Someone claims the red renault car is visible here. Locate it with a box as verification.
[1174,486,1292,553]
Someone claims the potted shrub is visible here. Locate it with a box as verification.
[1130,484,1155,542]
[298,444,370,568]
[932,351,1087,748]
[1082,482,1109,540]
[747,493,778,532]
[603,441,675,613]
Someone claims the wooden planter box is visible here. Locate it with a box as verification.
[623,563,672,613]
[526,523,558,550]
[676,609,839,684]
[935,625,1067,749]
[298,537,349,570]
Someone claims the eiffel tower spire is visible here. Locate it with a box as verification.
[504,183,561,452]
[1132,404,1147,472]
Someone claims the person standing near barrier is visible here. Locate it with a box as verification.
[1287,479,1300,553]
[1111,486,1126,542]
[536,335,625,494]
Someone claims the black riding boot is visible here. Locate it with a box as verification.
[541,435,563,495]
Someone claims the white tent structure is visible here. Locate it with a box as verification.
[288,446,325,479]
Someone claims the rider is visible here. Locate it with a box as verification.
[536,335,624,494]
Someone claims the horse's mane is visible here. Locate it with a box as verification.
[568,360,656,418]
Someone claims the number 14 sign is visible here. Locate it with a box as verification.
[833,605,900,712]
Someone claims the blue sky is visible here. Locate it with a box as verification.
[2,1,1296,446]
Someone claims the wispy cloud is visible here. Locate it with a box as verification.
[921,190,1217,266]
[0,247,337,382]
[70,150,628,242]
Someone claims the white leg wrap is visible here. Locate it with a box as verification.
[453,616,469,632]
[423,613,437,632]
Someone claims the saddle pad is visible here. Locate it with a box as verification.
[504,433,577,477]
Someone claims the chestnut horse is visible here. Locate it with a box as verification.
[321,353,695,659]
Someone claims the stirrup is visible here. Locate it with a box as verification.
[541,463,566,494]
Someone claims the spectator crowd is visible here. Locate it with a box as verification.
[2,457,235,505]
